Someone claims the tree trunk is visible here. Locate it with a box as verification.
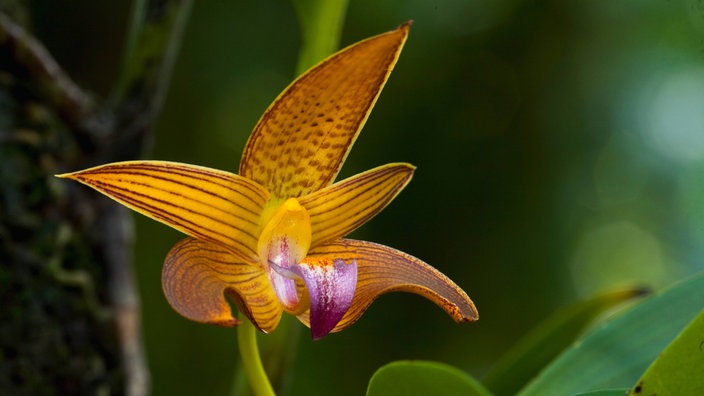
[0,2,192,394]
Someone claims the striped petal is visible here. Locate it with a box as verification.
[239,22,411,199]
[58,161,269,261]
[162,237,283,333]
[297,239,478,333]
[299,163,415,248]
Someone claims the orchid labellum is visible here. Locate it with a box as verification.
[59,22,478,340]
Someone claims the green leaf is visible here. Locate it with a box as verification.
[571,390,629,396]
[367,361,491,396]
[627,308,704,395]
[518,272,704,395]
[483,287,648,395]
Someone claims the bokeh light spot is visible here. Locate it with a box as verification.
[642,67,704,164]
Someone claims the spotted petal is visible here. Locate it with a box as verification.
[239,22,411,199]
[297,239,478,333]
[299,163,415,248]
[58,161,269,261]
[163,237,283,333]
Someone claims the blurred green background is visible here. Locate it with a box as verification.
[31,0,704,394]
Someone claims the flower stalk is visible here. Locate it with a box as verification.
[237,313,276,396]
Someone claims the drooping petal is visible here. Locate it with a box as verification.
[257,198,312,314]
[298,239,478,333]
[239,22,411,199]
[286,257,358,340]
[162,237,283,333]
[59,161,269,261]
[299,163,415,248]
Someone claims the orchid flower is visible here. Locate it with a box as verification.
[59,22,477,340]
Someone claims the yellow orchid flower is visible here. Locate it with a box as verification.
[58,22,477,340]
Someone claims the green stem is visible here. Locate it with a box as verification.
[237,314,276,396]
[291,0,349,75]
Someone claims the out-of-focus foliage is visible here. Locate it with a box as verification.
[571,391,630,396]
[483,287,648,395]
[367,361,491,396]
[29,0,704,395]
[519,272,704,395]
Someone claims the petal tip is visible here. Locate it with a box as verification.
[398,20,414,31]
[462,305,479,322]
[311,328,328,341]
[55,172,75,179]
[437,294,479,324]
[211,317,241,327]
[403,163,417,175]
[448,293,479,323]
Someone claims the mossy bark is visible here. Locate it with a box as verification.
[0,2,192,394]
[0,74,126,394]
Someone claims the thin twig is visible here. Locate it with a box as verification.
[110,0,194,159]
[0,13,106,136]
[101,1,194,395]
[104,1,194,395]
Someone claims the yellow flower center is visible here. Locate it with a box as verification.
[257,197,312,314]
